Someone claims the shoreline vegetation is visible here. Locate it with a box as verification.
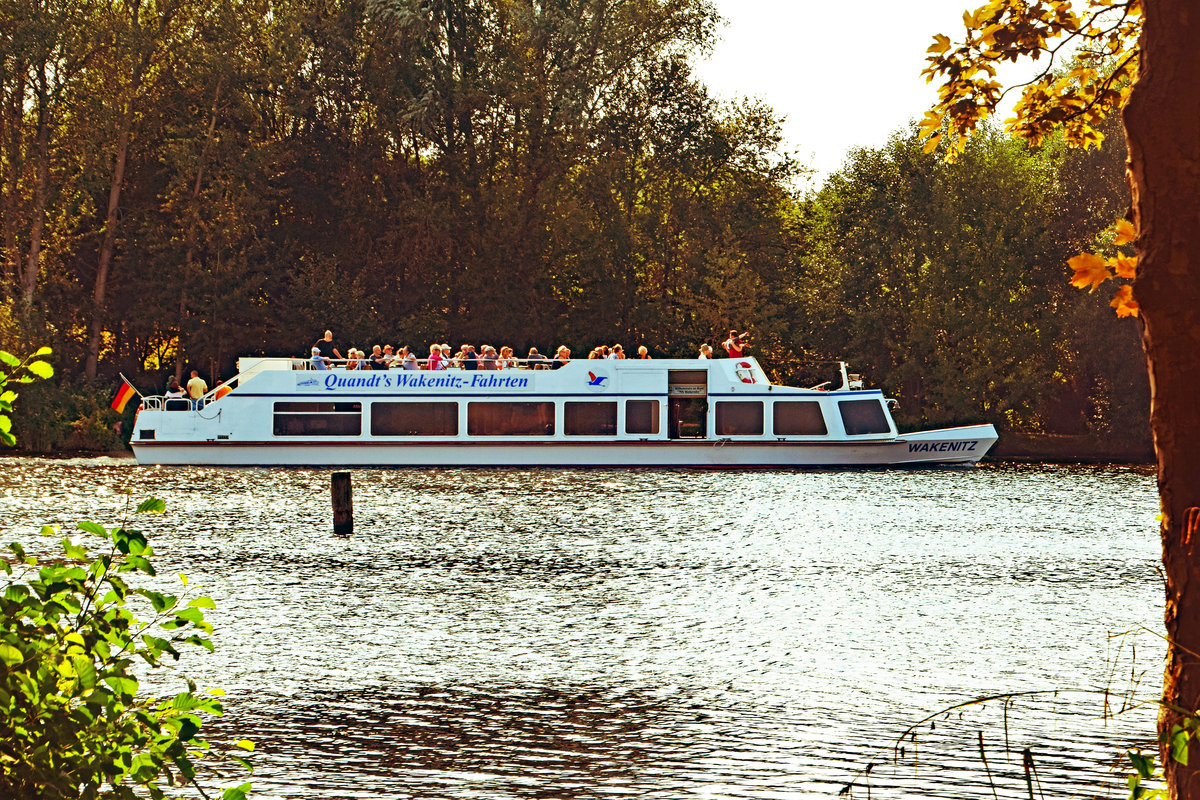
[0,0,1149,467]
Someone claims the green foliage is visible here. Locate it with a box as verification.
[0,498,251,799]
[10,379,131,453]
[801,120,1147,440]
[0,348,54,447]
[1124,714,1199,800]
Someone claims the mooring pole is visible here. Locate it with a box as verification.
[332,471,353,534]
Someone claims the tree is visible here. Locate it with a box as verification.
[0,0,96,311]
[922,1,1200,795]
[802,123,1128,435]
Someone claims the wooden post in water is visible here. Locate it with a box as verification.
[332,471,352,534]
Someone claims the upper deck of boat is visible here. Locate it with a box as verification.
[221,355,865,398]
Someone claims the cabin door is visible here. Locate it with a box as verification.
[667,369,708,439]
[668,398,707,439]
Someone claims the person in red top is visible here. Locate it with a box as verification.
[722,329,749,358]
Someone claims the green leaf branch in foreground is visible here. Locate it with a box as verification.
[0,347,54,447]
[0,497,252,799]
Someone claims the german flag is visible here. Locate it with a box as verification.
[111,379,137,413]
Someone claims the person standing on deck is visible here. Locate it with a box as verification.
[314,330,343,363]
[722,330,749,358]
[186,370,208,408]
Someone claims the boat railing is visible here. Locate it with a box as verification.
[299,356,571,371]
[137,356,863,413]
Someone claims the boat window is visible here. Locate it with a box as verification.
[468,402,555,436]
[626,400,660,435]
[839,399,891,435]
[372,402,458,436]
[773,401,828,436]
[564,402,617,436]
[273,401,362,436]
[715,401,764,436]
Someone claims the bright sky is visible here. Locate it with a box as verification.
[694,0,1024,186]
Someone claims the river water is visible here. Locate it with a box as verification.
[0,458,1163,799]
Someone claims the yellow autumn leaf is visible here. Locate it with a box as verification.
[1111,285,1139,318]
[1068,252,1111,292]
[917,110,943,136]
[1111,253,1137,278]
[928,33,952,54]
[1112,218,1137,245]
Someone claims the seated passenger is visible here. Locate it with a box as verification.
[609,344,624,359]
[382,344,397,366]
[165,377,186,398]
[480,346,498,370]
[310,346,330,370]
[526,347,547,368]
[403,352,418,369]
[370,345,389,370]
[461,345,478,371]
[497,346,518,370]
[637,345,651,359]
[552,346,570,369]
[427,344,443,371]
[346,349,362,370]
[698,343,713,359]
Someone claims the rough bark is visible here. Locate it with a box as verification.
[83,108,133,380]
[21,66,51,309]
[2,64,26,298]
[173,79,223,381]
[1123,2,1200,796]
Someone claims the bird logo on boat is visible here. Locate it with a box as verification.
[587,371,608,387]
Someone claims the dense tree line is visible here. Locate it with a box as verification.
[0,0,1146,453]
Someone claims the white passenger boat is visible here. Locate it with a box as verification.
[129,357,997,467]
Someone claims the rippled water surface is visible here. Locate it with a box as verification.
[0,459,1163,798]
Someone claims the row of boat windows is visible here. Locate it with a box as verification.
[271,399,891,437]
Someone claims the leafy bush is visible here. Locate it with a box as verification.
[0,347,53,446]
[9,379,130,453]
[0,498,253,799]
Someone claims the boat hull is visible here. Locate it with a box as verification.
[131,424,997,467]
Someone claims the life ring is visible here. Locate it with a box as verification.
[736,361,756,384]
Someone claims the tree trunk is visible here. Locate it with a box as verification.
[174,78,223,381]
[21,66,51,310]
[83,110,134,380]
[2,64,26,298]
[1123,2,1200,796]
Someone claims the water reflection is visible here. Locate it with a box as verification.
[0,459,1163,798]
